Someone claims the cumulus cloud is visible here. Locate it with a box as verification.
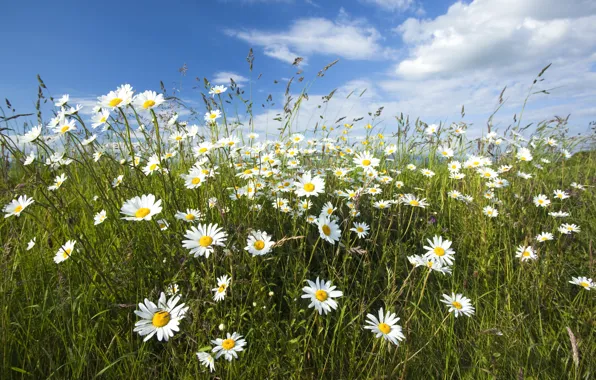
[225,9,389,63]
[211,71,249,86]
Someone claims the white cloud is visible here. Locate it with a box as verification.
[226,9,389,63]
[361,0,414,12]
[211,71,249,86]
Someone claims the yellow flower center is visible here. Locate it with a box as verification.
[378,323,391,334]
[538,199,544,204]
[191,177,201,185]
[135,208,151,218]
[452,301,462,309]
[409,200,419,206]
[151,311,171,327]
[522,250,531,257]
[14,205,23,213]
[149,163,158,171]
[253,240,265,250]
[244,169,253,175]
[185,214,195,221]
[159,223,166,229]
[210,113,217,119]
[100,116,107,123]
[109,98,123,107]
[199,236,213,247]
[218,284,226,293]
[434,247,445,256]
[199,147,208,153]
[60,125,70,133]
[143,100,156,109]
[303,183,315,192]
[322,225,331,236]
[175,136,182,141]
[362,159,371,166]
[357,227,363,232]
[62,248,72,259]
[315,290,328,301]
[222,338,236,350]
[580,281,589,288]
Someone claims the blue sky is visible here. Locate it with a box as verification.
[2,0,596,138]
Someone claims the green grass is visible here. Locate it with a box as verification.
[1,75,595,379]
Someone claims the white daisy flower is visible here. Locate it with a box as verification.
[3,195,34,218]
[212,275,231,302]
[364,308,405,346]
[211,332,246,361]
[133,292,189,342]
[441,293,475,317]
[182,223,227,258]
[245,230,275,256]
[54,240,76,264]
[120,194,162,221]
[301,277,343,315]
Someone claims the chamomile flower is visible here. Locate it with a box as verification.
[98,84,134,109]
[441,293,475,317]
[53,118,77,135]
[48,174,67,191]
[166,283,180,296]
[353,151,380,171]
[55,94,69,107]
[24,152,35,165]
[558,223,580,234]
[92,109,110,129]
[133,292,189,342]
[317,215,341,244]
[350,222,370,238]
[196,352,215,372]
[211,332,246,361]
[364,308,405,346]
[483,206,498,218]
[120,194,162,221]
[209,85,227,96]
[3,195,34,218]
[134,90,165,110]
[157,219,169,231]
[515,245,537,261]
[94,210,107,225]
[182,223,227,258]
[245,230,275,256]
[212,275,231,302]
[294,171,325,198]
[533,194,551,207]
[175,209,202,223]
[553,190,569,200]
[204,109,222,123]
[301,277,343,315]
[423,235,455,266]
[401,194,428,208]
[535,232,554,242]
[569,277,593,290]
[54,240,76,264]
[22,125,42,143]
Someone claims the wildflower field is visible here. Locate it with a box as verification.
[1,65,595,379]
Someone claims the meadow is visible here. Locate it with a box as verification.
[1,64,595,379]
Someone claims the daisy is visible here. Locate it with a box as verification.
[112,175,124,188]
[94,210,107,225]
[211,332,246,361]
[175,209,202,223]
[350,222,370,238]
[22,125,42,143]
[515,245,537,261]
[3,195,34,218]
[483,206,498,218]
[91,109,110,129]
[196,352,215,372]
[98,84,134,109]
[373,200,392,210]
[353,151,380,171]
[204,109,222,123]
[182,223,227,258]
[441,293,475,317]
[559,223,580,234]
[134,90,165,110]
[54,240,76,264]
[53,118,76,135]
[157,219,169,231]
[166,283,180,296]
[535,232,554,242]
[245,230,275,256]
[420,168,435,177]
[301,277,343,315]
[438,146,454,158]
[407,254,452,275]
[401,194,429,208]
[212,275,231,302]
[294,171,325,198]
[55,94,69,107]
[317,215,341,244]
[209,85,227,96]
[423,235,456,266]
[120,194,162,221]
[320,201,336,217]
[23,152,36,165]
[516,147,533,162]
[569,277,594,290]
[364,308,405,346]
[553,190,569,200]
[48,174,67,191]
[133,292,189,342]
[533,194,551,207]
[549,211,570,218]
